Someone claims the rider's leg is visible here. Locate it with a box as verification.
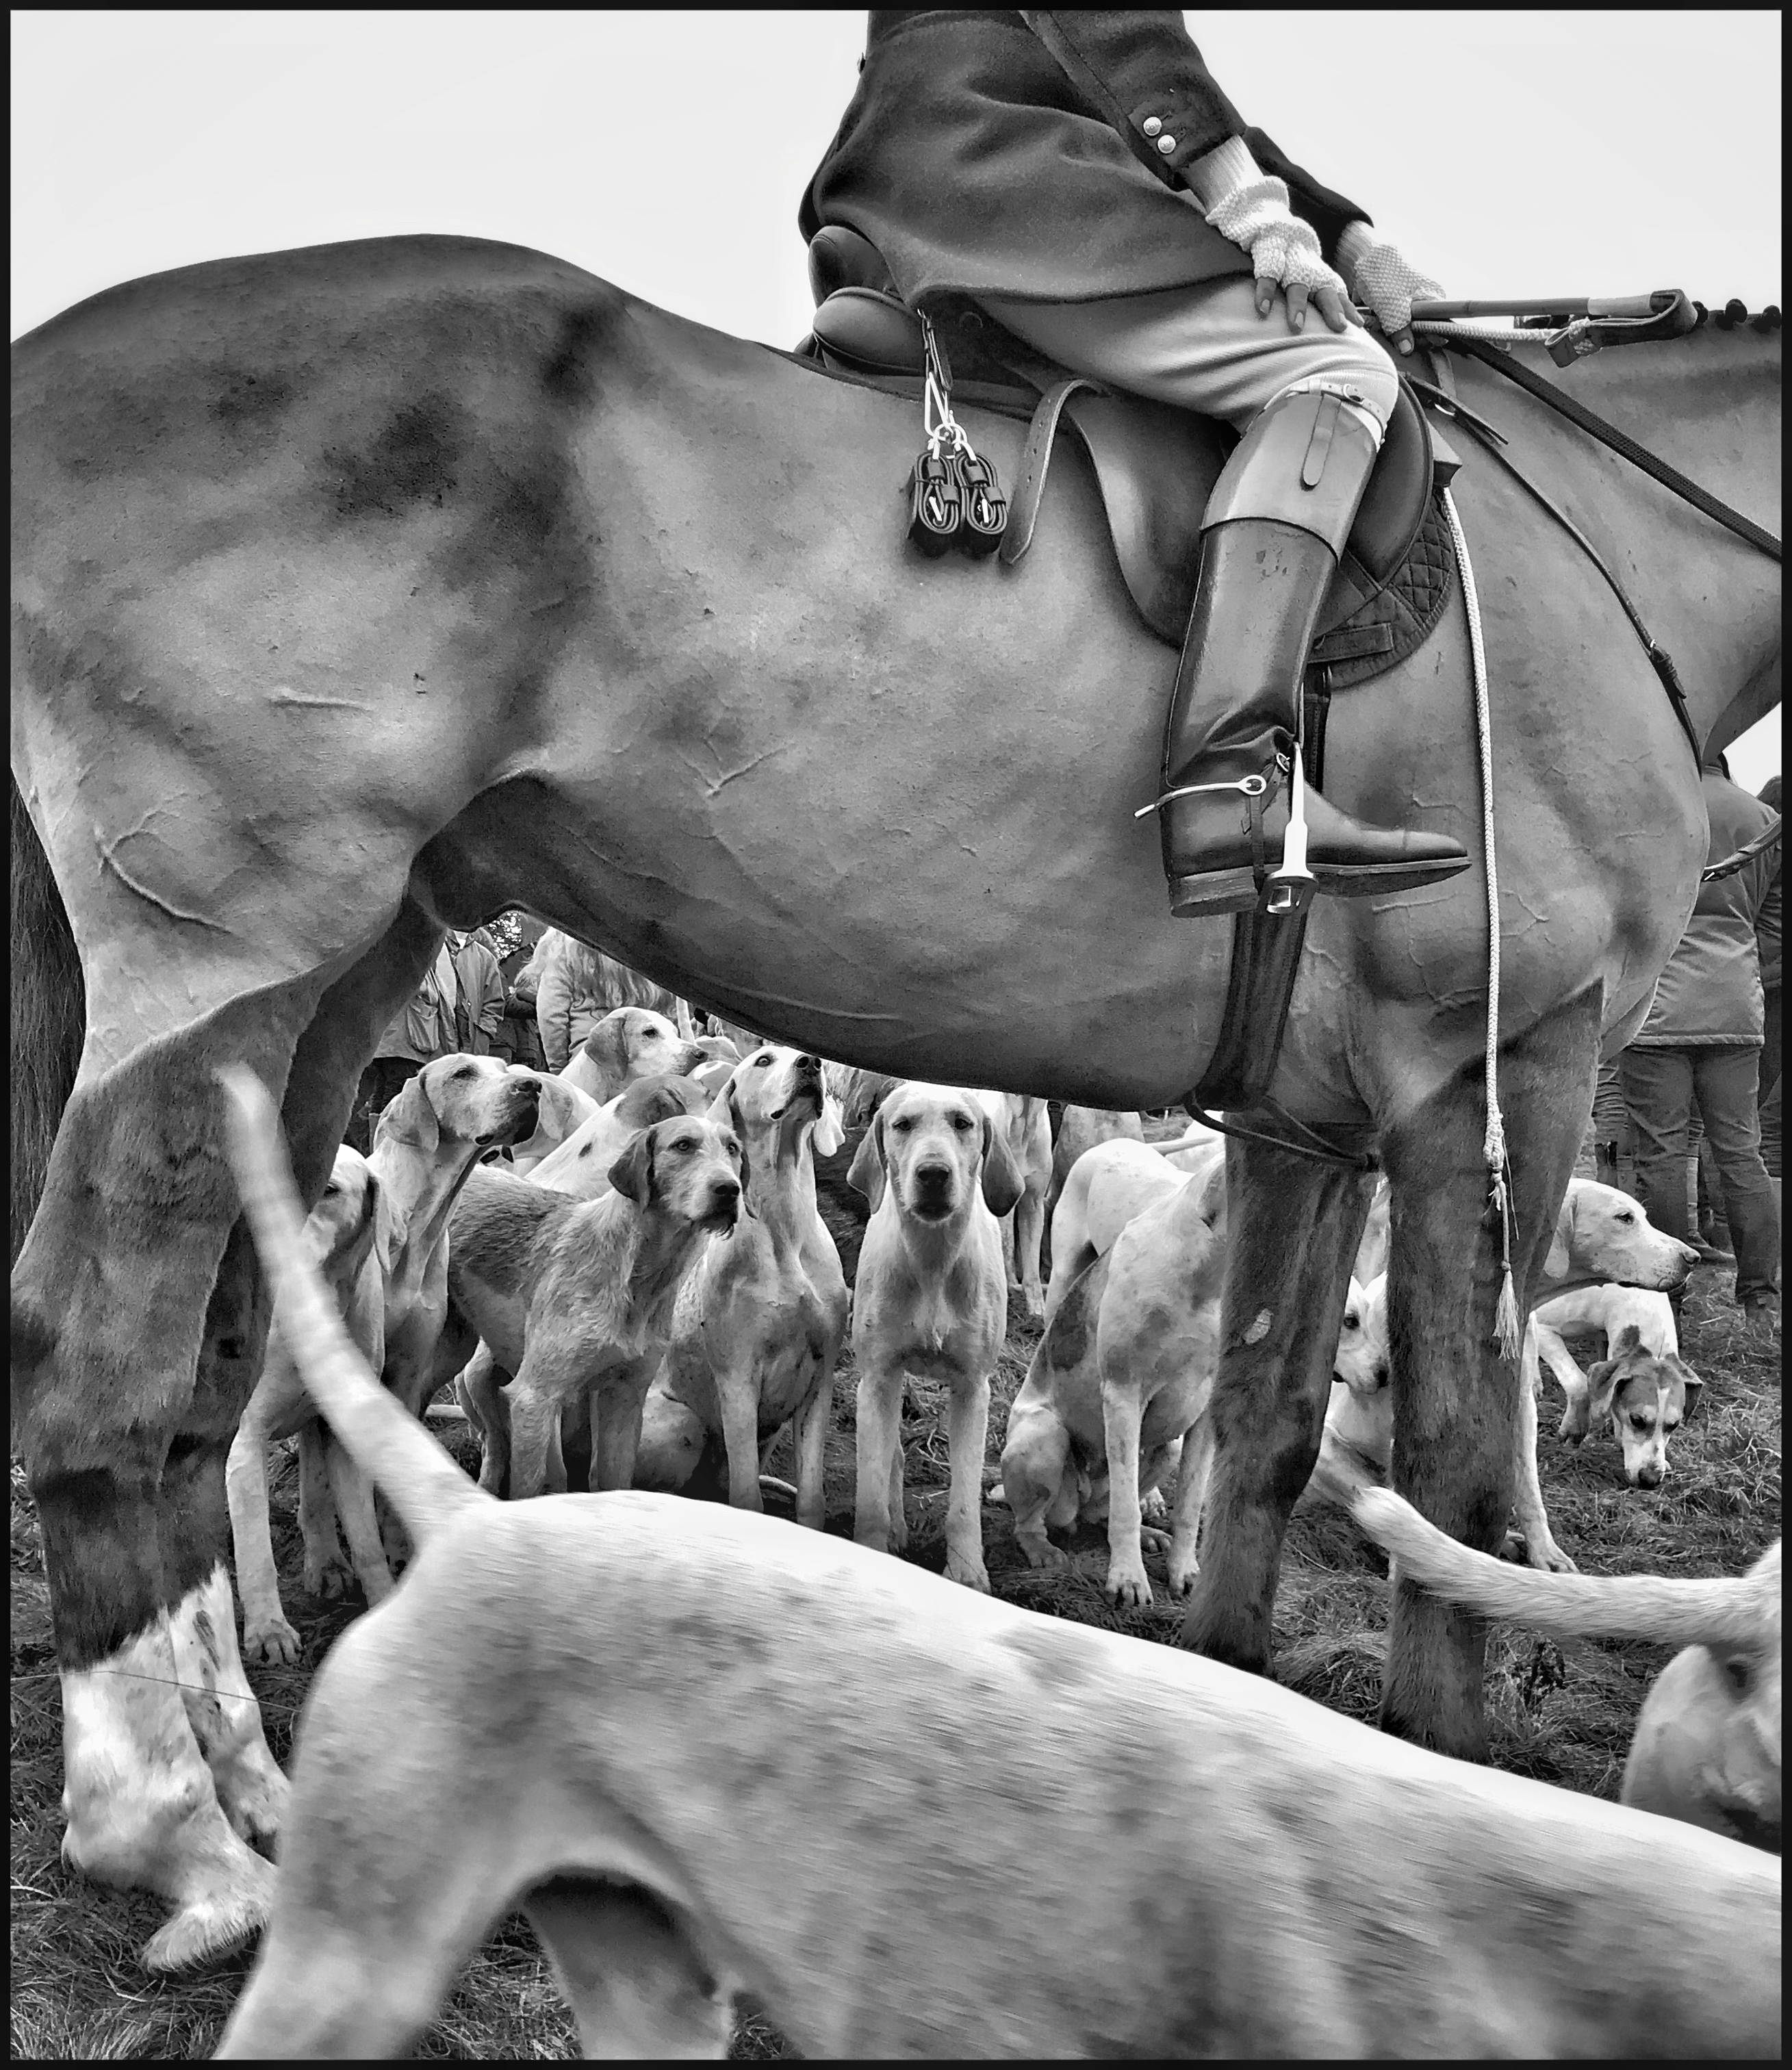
[980,279,1470,917]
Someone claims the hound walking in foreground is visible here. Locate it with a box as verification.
[213,1065,1778,2060]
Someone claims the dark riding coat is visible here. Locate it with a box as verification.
[799,9,1372,308]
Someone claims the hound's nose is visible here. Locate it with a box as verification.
[795,1053,821,1074]
[1633,1464,1663,1489]
[1373,1362,1390,1390]
[914,1161,953,1197]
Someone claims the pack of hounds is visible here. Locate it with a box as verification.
[211,999,1779,2058]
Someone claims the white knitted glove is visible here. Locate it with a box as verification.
[1204,176,1351,305]
[1337,225,1444,345]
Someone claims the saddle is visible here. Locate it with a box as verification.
[800,225,1461,685]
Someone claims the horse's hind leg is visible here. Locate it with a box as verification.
[524,1877,731,2058]
[1179,1143,1374,1672]
[1374,986,1598,1756]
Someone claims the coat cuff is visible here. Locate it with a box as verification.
[1334,218,1379,288]
[1179,133,1261,212]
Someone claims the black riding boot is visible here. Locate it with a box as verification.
[1150,387,1472,919]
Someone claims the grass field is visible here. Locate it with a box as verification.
[10,1204,1780,2058]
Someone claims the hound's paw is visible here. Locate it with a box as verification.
[1526,1537,1578,1574]
[1138,1524,1173,1555]
[1140,1487,1170,1524]
[1104,1560,1153,1609]
[240,1615,302,1667]
[1016,1533,1069,1571]
[1557,1415,1588,1446]
[302,1548,353,1600]
[1166,1557,1200,1598]
[945,1551,993,1593]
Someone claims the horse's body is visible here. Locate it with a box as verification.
[11,235,1778,1966]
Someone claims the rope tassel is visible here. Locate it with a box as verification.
[1442,486,1522,1366]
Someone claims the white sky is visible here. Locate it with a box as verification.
[12,8,1781,785]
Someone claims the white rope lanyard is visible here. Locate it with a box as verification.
[1440,485,1524,1362]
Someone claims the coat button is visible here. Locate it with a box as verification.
[1142,116,1162,137]
[1156,133,1177,155]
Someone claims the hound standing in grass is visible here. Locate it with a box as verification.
[847,1081,1025,1592]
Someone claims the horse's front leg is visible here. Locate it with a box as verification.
[1179,1142,1373,1672]
[1375,983,1600,1757]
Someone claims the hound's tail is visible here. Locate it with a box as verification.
[11,778,86,1264]
[1353,1485,1781,1652]
[218,1064,488,1552]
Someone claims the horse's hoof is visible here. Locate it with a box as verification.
[140,1852,274,1973]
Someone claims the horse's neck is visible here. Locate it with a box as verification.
[1463,330,1780,754]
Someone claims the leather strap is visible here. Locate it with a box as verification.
[999,376,1103,566]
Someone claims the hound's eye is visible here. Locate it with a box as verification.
[949,1114,974,1133]
[1615,1211,1634,1225]
[1342,1311,1360,1332]
[1721,1656,1753,1695]
[1665,1415,1682,1431]
[1630,1412,1654,1432]
[452,1064,478,1082]
[890,1116,914,1134]
[754,1053,772,1067]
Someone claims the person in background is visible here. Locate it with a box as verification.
[533,930,618,1073]
[1755,773,1782,1202]
[1756,774,1781,1110]
[446,927,506,1058]
[485,910,548,1072]
[1619,758,1780,1338]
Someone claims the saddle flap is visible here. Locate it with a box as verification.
[1049,379,1439,648]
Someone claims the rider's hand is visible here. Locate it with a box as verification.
[1204,175,1359,337]
[1337,229,1444,356]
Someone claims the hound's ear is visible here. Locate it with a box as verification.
[585,1013,631,1087]
[847,1110,887,1212]
[1680,1371,1705,1421]
[1610,1323,1643,1359]
[704,1064,742,1127]
[607,1126,655,1206]
[1585,1357,1624,1426]
[727,1092,755,1208]
[1544,1192,1574,1279]
[376,1071,439,1156]
[978,1112,1025,1220]
[543,1077,585,1132]
[813,1090,845,1159]
[335,1170,383,1280]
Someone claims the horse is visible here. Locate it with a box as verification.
[10,233,1778,1967]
